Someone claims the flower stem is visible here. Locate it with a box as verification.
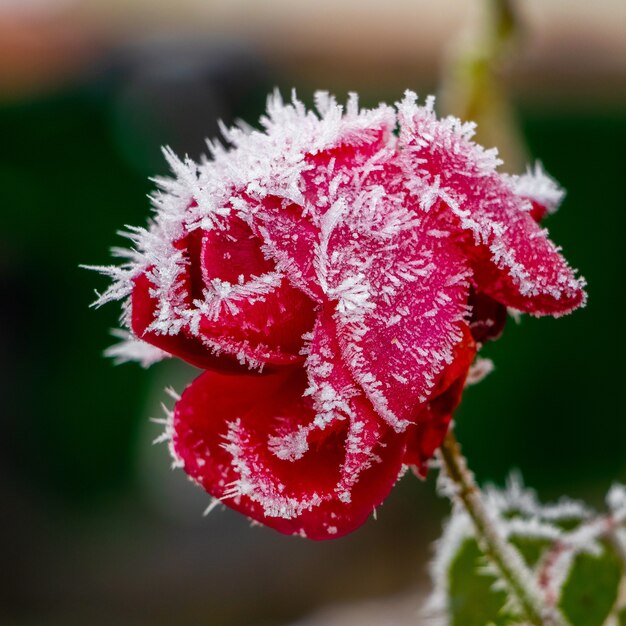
[439,0,527,170]
[438,430,568,626]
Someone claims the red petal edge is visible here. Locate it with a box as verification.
[404,325,476,477]
[171,363,408,540]
[131,273,245,372]
[397,100,586,317]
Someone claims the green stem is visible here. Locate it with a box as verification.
[440,0,527,170]
[439,431,569,626]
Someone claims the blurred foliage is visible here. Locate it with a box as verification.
[456,109,626,493]
[0,87,152,503]
[0,47,624,624]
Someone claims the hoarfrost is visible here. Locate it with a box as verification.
[512,162,565,214]
[428,474,625,620]
[104,329,169,367]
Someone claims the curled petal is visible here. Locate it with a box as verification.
[131,214,317,369]
[397,92,586,317]
[131,271,309,369]
[131,272,243,371]
[172,369,407,539]
[181,218,317,363]
[467,220,586,316]
[172,311,408,539]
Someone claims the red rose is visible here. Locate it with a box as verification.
[94,91,585,539]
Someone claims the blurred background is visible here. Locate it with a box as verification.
[0,0,624,624]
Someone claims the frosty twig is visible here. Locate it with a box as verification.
[439,431,568,626]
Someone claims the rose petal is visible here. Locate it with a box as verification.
[302,306,408,509]
[131,214,318,368]
[251,142,477,433]
[198,216,275,284]
[131,272,243,371]
[254,197,323,301]
[251,127,396,301]
[333,221,474,431]
[404,410,452,480]
[404,327,476,477]
[396,93,586,316]
[183,219,317,360]
[467,213,586,316]
[172,309,407,539]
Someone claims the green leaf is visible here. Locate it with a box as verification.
[558,540,623,626]
[510,535,551,568]
[617,605,626,626]
[447,537,518,626]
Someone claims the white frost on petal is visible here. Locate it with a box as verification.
[220,418,325,520]
[395,90,584,309]
[511,161,565,215]
[185,272,283,324]
[90,90,398,365]
[104,329,169,367]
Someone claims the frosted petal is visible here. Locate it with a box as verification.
[512,162,565,221]
[404,331,475,478]
[130,208,318,368]
[333,220,474,431]
[131,272,246,371]
[132,268,312,370]
[396,92,586,316]
[172,322,407,539]
[250,130,397,300]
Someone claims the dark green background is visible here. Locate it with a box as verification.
[0,71,624,624]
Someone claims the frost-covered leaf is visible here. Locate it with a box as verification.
[558,539,623,626]
[429,476,626,626]
[443,531,551,625]
[447,536,521,626]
